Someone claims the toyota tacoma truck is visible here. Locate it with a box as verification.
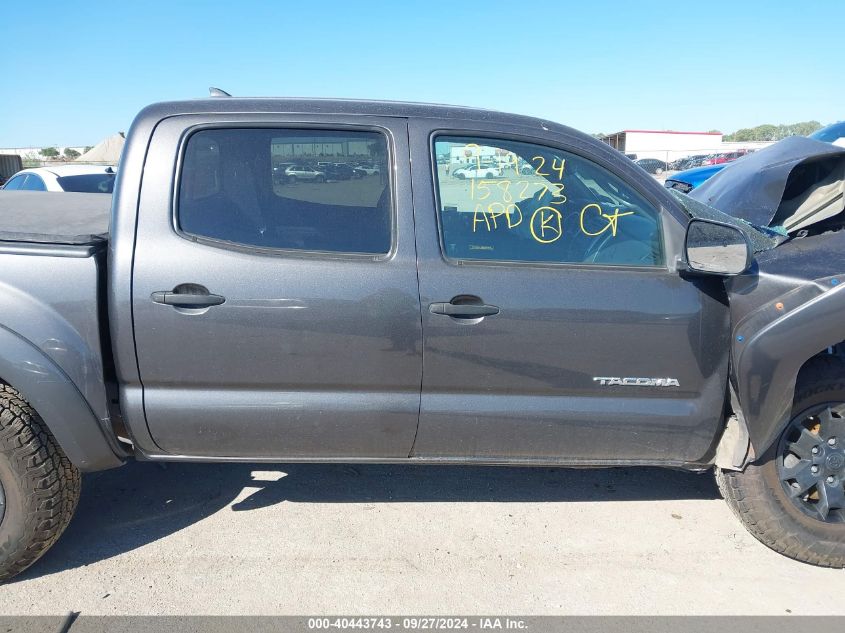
[1,96,845,580]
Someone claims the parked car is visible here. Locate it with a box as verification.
[1,165,116,193]
[354,163,380,176]
[2,97,845,582]
[634,158,668,174]
[679,154,710,169]
[664,163,728,194]
[669,154,708,171]
[452,164,502,179]
[272,162,296,182]
[283,164,326,183]
[701,151,749,166]
[319,163,354,181]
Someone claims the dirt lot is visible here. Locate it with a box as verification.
[0,461,842,615]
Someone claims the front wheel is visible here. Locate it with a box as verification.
[0,384,80,582]
[717,356,845,567]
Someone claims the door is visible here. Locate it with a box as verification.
[409,122,731,464]
[132,116,422,458]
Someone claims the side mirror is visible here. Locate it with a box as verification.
[684,218,752,276]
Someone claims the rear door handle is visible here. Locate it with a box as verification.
[430,302,499,318]
[151,290,225,308]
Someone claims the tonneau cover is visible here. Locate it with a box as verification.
[0,191,110,245]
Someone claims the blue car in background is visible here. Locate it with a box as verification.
[666,121,845,195]
[809,120,845,146]
[664,163,727,194]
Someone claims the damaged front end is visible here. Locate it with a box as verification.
[677,137,845,465]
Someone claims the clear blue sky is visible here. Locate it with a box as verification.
[1,1,841,147]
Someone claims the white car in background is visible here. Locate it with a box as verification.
[1,165,116,193]
[452,164,502,179]
[353,163,380,176]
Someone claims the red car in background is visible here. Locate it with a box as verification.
[701,149,753,166]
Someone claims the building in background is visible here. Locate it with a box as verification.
[600,129,773,163]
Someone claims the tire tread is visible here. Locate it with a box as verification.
[0,383,80,582]
[717,356,845,567]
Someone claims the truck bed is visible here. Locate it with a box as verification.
[0,190,112,429]
[0,190,109,245]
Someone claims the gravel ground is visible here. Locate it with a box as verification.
[0,461,843,615]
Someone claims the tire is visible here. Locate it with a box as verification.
[0,383,80,582]
[717,356,845,567]
[315,175,326,183]
[655,168,664,175]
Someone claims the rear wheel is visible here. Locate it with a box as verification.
[717,356,845,566]
[0,383,80,582]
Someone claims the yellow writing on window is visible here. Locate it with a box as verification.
[472,203,523,232]
[530,207,563,244]
[579,204,634,237]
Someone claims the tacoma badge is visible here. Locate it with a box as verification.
[593,377,681,387]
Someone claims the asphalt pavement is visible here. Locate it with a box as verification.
[0,461,842,614]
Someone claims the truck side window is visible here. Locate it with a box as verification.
[433,136,663,267]
[178,128,391,255]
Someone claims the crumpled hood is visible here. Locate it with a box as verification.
[689,136,845,231]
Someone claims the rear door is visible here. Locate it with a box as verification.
[131,115,422,458]
[409,120,731,465]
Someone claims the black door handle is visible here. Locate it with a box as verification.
[430,301,499,318]
[151,290,225,308]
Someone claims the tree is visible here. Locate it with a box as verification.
[83,146,93,153]
[724,121,822,142]
[39,147,59,159]
[63,148,80,160]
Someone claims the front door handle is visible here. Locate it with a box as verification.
[151,288,225,308]
[430,301,499,318]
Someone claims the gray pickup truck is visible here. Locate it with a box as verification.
[2,97,845,580]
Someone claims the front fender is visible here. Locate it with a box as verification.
[0,326,123,471]
[732,277,845,458]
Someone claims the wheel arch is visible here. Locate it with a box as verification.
[0,326,124,472]
[732,280,845,460]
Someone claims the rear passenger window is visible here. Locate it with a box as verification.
[434,136,663,267]
[21,175,47,191]
[178,128,391,254]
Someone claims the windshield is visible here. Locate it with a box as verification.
[56,173,115,193]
